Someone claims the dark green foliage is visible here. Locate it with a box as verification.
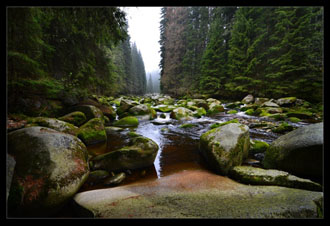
[8,7,148,116]
[159,6,323,103]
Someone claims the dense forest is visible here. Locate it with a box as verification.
[7,7,147,115]
[159,7,323,103]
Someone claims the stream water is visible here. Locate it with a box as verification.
[78,106,310,192]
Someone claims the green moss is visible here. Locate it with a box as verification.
[59,111,87,127]
[271,122,294,133]
[288,117,301,123]
[113,116,139,127]
[245,109,254,115]
[250,140,269,154]
[227,110,237,114]
[210,119,239,129]
[77,118,107,145]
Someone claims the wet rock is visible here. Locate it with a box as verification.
[26,117,78,136]
[77,118,107,146]
[199,123,250,175]
[7,154,16,201]
[154,105,176,113]
[92,136,159,172]
[104,172,126,186]
[193,107,207,118]
[129,104,150,116]
[242,94,254,104]
[113,116,139,127]
[229,166,322,192]
[227,110,237,114]
[210,119,239,129]
[193,99,209,110]
[286,111,313,120]
[58,111,87,127]
[263,122,323,181]
[105,126,124,134]
[8,127,89,217]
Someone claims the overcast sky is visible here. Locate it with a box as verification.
[121,7,161,75]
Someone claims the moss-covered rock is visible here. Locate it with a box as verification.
[170,107,194,120]
[271,122,294,133]
[229,166,322,191]
[249,140,269,155]
[254,97,269,105]
[70,105,104,121]
[245,108,255,115]
[289,117,301,123]
[199,123,250,175]
[27,117,78,135]
[77,118,107,146]
[92,136,159,172]
[227,110,238,114]
[113,116,139,127]
[286,111,314,119]
[8,127,89,217]
[207,103,225,115]
[276,97,297,107]
[263,122,323,181]
[193,107,207,118]
[58,111,87,127]
[154,105,176,113]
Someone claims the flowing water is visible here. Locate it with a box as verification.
[78,106,312,193]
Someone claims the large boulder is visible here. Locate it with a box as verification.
[199,123,250,175]
[58,111,87,127]
[8,127,89,217]
[92,136,159,172]
[77,118,107,146]
[27,117,78,136]
[263,123,323,181]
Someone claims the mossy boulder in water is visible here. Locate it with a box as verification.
[27,117,78,136]
[207,103,225,115]
[229,166,322,192]
[113,116,139,127]
[193,107,207,118]
[271,122,294,133]
[92,136,159,172]
[7,127,89,217]
[77,118,107,146]
[170,107,194,120]
[199,123,250,175]
[58,111,87,127]
[263,122,323,181]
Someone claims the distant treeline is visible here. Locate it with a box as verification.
[159,7,323,102]
[146,70,161,93]
[8,7,147,98]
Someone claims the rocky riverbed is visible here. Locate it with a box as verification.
[7,93,323,218]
